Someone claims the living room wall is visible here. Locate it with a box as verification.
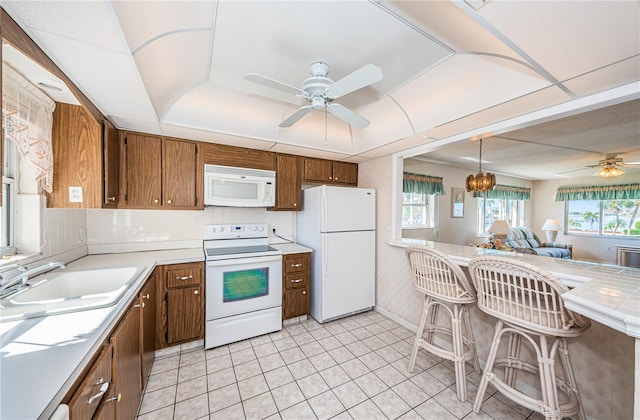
[532,172,639,263]
[402,158,533,246]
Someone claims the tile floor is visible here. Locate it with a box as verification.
[136,311,543,420]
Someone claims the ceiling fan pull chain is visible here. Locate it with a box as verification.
[325,103,328,147]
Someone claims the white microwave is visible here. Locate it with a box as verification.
[204,164,276,207]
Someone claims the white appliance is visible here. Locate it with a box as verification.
[296,185,376,323]
[203,224,282,349]
[203,164,275,207]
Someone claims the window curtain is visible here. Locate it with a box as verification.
[473,184,531,200]
[2,64,56,193]
[403,172,444,195]
[555,183,640,201]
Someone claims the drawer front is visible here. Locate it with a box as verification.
[68,345,113,420]
[284,254,309,274]
[166,265,201,289]
[284,273,307,291]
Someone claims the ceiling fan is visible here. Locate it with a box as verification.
[558,153,640,177]
[245,61,382,129]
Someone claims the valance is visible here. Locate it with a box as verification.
[473,184,531,200]
[403,172,444,195]
[555,183,640,201]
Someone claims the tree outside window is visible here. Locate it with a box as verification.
[567,199,640,236]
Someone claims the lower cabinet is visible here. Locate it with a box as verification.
[157,262,204,348]
[110,303,142,420]
[282,252,311,320]
[140,274,157,387]
[68,345,113,420]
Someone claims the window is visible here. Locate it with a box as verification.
[1,130,16,253]
[477,198,524,235]
[402,192,435,228]
[566,199,640,237]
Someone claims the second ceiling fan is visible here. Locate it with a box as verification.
[245,61,382,129]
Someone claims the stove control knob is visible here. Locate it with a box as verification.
[251,225,258,232]
[258,226,265,232]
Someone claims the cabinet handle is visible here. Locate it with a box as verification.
[87,382,109,405]
[303,291,306,294]
[194,290,199,295]
[291,263,302,268]
[167,199,173,205]
[106,393,122,403]
[134,302,145,308]
[107,196,116,202]
[328,176,333,180]
[142,294,150,300]
[335,177,339,181]
[177,275,193,281]
[153,198,159,204]
[293,203,297,207]
[291,279,302,283]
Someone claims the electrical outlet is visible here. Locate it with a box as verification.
[69,186,83,203]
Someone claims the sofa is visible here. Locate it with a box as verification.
[505,226,573,259]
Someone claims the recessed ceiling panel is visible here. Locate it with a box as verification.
[478,1,640,82]
[208,1,452,111]
[563,57,640,97]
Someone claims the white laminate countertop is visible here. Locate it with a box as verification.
[0,248,204,420]
[271,242,313,254]
[390,238,640,339]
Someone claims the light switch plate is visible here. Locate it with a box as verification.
[69,186,83,203]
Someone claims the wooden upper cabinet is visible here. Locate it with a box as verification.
[102,120,120,207]
[122,133,199,209]
[199,141,275,170]
[271,154,301,211]
[48,103,107,208]
[302,157,358,185]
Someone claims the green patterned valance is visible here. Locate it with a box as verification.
[555,183,640,201]
[403,172,444,195]
[473,184,531,200]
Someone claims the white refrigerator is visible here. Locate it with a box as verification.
[296,185,376,323]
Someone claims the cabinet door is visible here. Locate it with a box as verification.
[332,162,357,185]
[124,134,162,207]
[102,120,120,207]
[284,289,308,319]
[303,158,333,183]
[273,154,301,210]
[162,139,197,208]
[140,278,156,387]
[167,286,203,344]
[111,304,142,420]
[68,345,112,420]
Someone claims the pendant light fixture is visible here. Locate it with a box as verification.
[465,138,496,193]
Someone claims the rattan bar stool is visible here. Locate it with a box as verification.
[406,246,479,402]
[468,255,591,420]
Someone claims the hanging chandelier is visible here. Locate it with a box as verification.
[465,138,496,193]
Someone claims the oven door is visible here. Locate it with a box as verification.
[206,254,282,320]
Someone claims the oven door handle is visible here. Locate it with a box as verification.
[206,255,282,266]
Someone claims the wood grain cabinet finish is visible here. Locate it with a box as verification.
[110,304,142,420]
[122,133,199,209]
[68,345,112,420]
[139,278,156,387]
[48,103,120,208]
[302,158,357,185]
[199,141,276,170]
[271,154,301,211]
[282,253,311,320]
[157,262,204,348]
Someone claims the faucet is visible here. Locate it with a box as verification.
[0,261,67,296]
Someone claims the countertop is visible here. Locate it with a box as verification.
[0,248,204,420]
[390,238,640,339]
[271,242,313,254]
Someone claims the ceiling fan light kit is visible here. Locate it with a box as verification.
[595,165,625,178]
[245,61,382,129]
[465,138,496,193]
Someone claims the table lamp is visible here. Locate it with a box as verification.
[541,219,562,242]
[488,220,512,249]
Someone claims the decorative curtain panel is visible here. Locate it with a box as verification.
[473,184,531,200]
[2,64,56,193]
[555,183,640,201]
[402,172,444,195]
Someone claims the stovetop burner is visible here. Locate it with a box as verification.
[203,224,282,261]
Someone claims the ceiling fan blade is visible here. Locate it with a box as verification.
[327,103,370,129]
[325,64,383,99]
[279,106,312,127]
[245,73,303,96]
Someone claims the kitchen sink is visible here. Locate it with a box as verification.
[0,266,145,322]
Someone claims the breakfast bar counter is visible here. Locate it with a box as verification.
[389,238,640,419]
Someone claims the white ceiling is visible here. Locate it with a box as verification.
[2,1,639,177]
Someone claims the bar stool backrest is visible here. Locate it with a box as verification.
[468,255,590,335]
[406,246,476,303]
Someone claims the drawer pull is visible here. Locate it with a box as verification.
[177,275,193,281]
[106,393,122,403]
[87,382,109,405]
[291,264,302,268]
[142,293,150,300]
[107,196,116,202]
[134,302,145,308]
[291,279,302,283]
